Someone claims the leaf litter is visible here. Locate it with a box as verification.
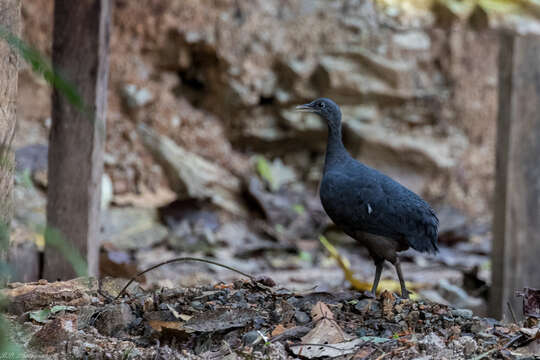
[3,278,540,359]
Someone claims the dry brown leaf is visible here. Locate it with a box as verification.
[381,290,396,319]
[271,324,287,337]
[311,301,335,321]
[148,320,184,332]
[302,301,350,344]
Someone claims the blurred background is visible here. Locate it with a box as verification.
[12,0,536,317]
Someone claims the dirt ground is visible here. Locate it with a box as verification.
[3,277,540,359]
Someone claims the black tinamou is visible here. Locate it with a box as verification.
[296,98,439,298]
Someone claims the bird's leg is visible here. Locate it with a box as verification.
[371,260,384,296]
[394,259,409,299]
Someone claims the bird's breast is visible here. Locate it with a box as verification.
[319,175,351,226]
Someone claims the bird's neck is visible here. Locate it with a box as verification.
[324,119,348,171]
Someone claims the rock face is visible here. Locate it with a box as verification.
[138,124,247,217]
[18,0,502,216]
[113,0,493,213]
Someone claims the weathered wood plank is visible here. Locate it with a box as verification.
[491,33,540,319]
[43,0,111,280]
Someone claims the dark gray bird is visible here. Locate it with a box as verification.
[296,98,438,298]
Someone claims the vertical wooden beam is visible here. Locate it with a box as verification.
[0,0,21,276]
[491,33,540,319]
[43,0,111,280]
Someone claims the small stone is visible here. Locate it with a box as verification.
[254,316,266,329]
[190,301,204,311]
[294,310,310,324]
[231,290,246,302]
[355,327,368,337]
[122,84,153,108]
[30,314,77,351]
[450,325,461,338]
[94,303,135,337]
[243,330,260,345]
[77,305,98,330]
[407,310,420,322]
[451,309,473,319]
[419,333,445,351]
[354,299,378,313]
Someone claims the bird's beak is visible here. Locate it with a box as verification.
[295,103,314,112]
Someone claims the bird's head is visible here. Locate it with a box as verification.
[295,98,341,125]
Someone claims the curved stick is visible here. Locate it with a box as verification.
[114,256,255,300]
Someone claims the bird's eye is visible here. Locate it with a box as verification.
[319,102,325,109]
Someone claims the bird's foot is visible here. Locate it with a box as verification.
[400,289,410,299]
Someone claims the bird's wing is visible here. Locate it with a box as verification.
[322,170,438,253]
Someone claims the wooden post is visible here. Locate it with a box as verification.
[0,0,21,275]
[43,0,111,280]
[491,33,540,320]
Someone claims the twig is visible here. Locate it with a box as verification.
[506,301,518,324]
[503,333,523,349]
[289,343,360,351]
[471,349,496,360]
[114,257,255,300]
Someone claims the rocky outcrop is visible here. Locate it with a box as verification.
[138,124,247,217]
[126,0,487,211]
[18,0,506,216]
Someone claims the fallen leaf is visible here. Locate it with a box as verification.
[28,305,76,323]
[179,314,192,321]
[50,305,77,314]
[290,338,365,358]
[214,283,234,289]
[271,324,287,337]
[302,302,349,344]
[311,301,334,321]
[148,320,184,332]
[185,308,258,332]
[29,309,51,323]
[166,304,181,319]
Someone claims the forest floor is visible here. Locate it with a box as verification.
[2,276,539,359]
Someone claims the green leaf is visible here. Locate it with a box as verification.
[478,0,521,14]
[50,305,76,314]
[29,309,52,323]
[44,226,88,277]
[256,156,274,188]
[298,251,312,263]
[292,204,305,215]
[0,26,88,114]
[28,305,76,324]
[15,169,33,189]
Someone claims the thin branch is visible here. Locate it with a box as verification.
[506,301,518,324]
[114,257,255,300]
